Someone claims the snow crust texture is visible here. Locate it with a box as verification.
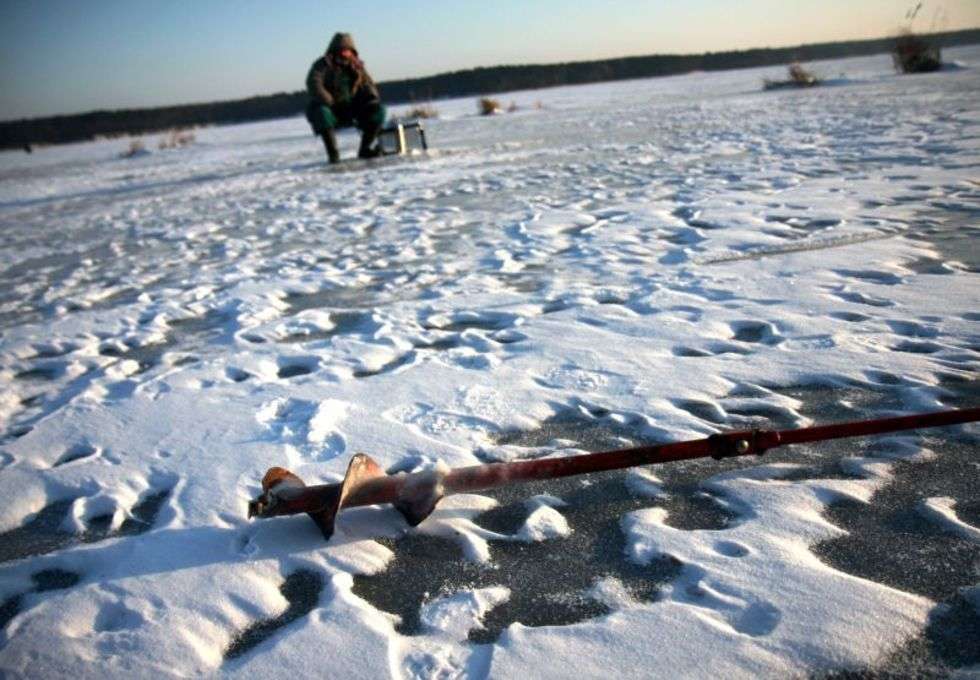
[0,48,979,678]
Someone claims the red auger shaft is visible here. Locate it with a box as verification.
[775,408,980,446]
[367,406,980,498]
[248,406,979,539]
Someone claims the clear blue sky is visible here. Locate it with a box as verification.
[1,0,977,120]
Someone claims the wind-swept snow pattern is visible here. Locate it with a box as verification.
[1,48,979,678]
[918,497,980,543]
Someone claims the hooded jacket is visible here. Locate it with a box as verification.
[306,33,380,108]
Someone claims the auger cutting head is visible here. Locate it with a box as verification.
[247,453,445,539]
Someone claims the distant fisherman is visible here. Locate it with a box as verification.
[305,32,386,164]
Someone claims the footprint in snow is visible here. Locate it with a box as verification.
[890,340,944,355]
[679,574,782,637]
[825,286,895,308]
[421,309,520,333]
[0,476,176,565]
[1,569,80,632]
[276,356,319,379]
[52,442,101,468]
[225,366,252,383]
[14,363,65,382]
[885,319,939,338]
[834,269,905,286]
[829,311,871,323]
[729,320,784,345]
[256,397,349,458]
[673,399,727,425]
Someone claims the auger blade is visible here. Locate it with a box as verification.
[247,465,343,538]
[393,467,445,526]
[328,453,387,537]
[245,453,445,539]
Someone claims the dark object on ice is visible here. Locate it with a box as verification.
[763,62,820,90]
[305,32,386,163]
[479,97,502,115]
[248,407,980,541]
[376,121,428,156]
[893,31,942,73]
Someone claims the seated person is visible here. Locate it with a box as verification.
[305,33,386,163]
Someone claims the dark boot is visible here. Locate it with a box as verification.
[358,123,381,159]
[321,130,340,164]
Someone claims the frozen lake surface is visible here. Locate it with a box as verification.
[1,47,978,678]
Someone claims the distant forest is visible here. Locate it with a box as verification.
[3,28,978,150]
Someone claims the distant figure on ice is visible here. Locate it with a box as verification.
[305,32,386,164]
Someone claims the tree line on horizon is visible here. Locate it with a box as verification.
[2,28,977,150]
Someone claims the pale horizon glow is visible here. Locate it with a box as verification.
[1,0,978,120]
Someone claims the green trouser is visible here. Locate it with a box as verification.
[306,100,386,134]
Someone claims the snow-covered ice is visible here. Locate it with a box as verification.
[918,496,980,543]
[1,48,978,678]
